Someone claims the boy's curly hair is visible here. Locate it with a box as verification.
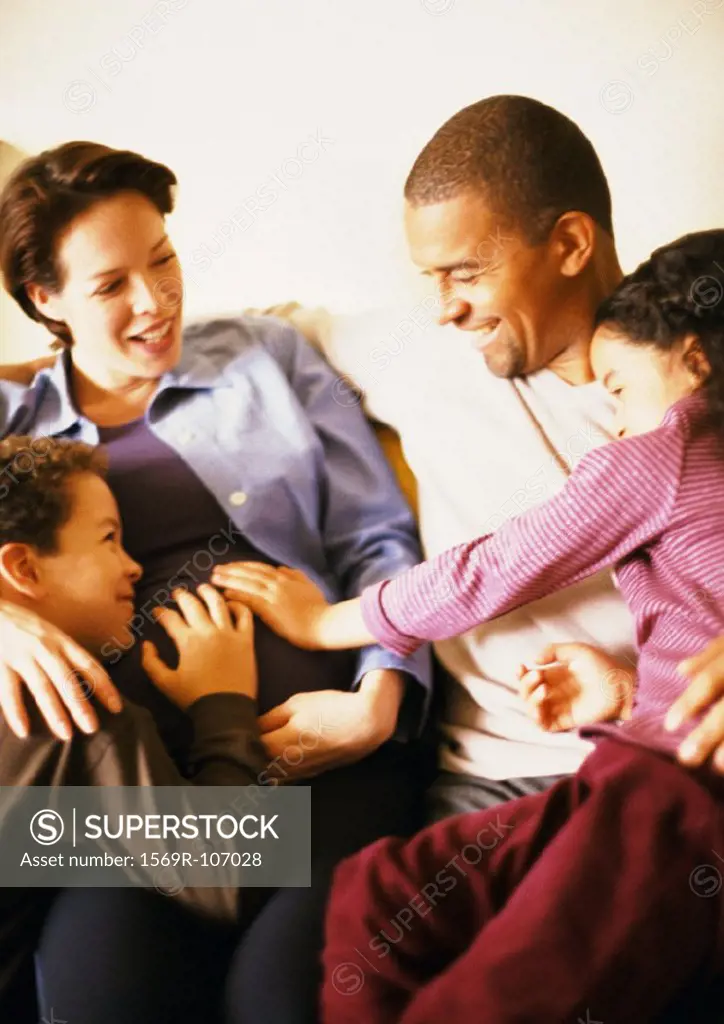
[0,436,107,553]
[595,229,724,431]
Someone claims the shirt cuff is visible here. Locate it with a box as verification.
[360,580,423,657]
[353,643,432,742]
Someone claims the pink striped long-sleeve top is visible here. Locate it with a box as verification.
[361,391,724,755]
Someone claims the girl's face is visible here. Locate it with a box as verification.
[590,325,703,438]
[28,191,184,385]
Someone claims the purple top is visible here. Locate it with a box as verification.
[99,418,356,763]
[361,392,724,759]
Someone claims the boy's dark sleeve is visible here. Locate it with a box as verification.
[185,693,267,785]
[83,694,267,787]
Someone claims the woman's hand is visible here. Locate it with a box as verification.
[211,562,331,649]
[0,599,123,739]
[667,636,724,772]
[518,642,635,732]
[257,669,404,780]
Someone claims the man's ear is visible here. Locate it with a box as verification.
[682,334,711,383]
[549,211,596,278]
[24,283,65,323]
[0,543,44,600]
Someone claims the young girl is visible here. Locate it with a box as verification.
[214,230,724,1022]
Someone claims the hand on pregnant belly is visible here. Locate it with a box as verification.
[141,584,257,709]
[258,668,404,780]
[211,562,330,649]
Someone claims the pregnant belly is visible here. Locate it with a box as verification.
[106,548,359,762]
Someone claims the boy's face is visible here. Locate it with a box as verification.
[28,473,141,655]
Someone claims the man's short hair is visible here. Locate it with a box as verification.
[0,436,107,553]
[405,95,613,243]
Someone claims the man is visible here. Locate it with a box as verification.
[272,94,724,818]
[390,93,629,817]
[295,96,724,1021]
[0,434,264,1017]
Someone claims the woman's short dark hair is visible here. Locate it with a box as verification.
[595,229,724,431]
[0,141,176,348]
[0,436,107,554]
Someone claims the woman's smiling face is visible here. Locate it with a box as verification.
[28,190,184,384]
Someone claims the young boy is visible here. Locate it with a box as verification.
[0,434,265,1009]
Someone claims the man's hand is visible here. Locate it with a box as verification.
[0,599,123,740]
[258,669,404,781]
[142,585,257,710]
[211,562,330,650]
[0,356,54,385]
[518,642,635,732]
[667,636,724,772]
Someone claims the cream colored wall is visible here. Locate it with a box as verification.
[1,0,724,361]
[0,143,50,362]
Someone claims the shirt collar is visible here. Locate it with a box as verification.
[35,332,235,435]
[157,339,236,392]
[34,350,83,436]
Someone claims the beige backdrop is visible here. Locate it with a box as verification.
[1,0,724,361]
[0,142,49,363]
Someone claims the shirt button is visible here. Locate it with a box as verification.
[178,429,196,445]
[229,491,248,507]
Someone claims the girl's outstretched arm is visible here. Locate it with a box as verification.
[358,414,686,657]
[211,563,375,650]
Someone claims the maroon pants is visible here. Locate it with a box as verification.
[322,740,724,1023]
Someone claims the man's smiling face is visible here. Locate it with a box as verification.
[405,190,581,378]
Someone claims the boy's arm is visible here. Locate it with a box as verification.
[184,694,267,784]
[0,691,266,922]
[85,696,265,922]
[86,694,267,787]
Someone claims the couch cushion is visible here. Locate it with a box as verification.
[372,421,418,517]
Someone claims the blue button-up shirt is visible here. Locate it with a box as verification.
[0,315,431,737]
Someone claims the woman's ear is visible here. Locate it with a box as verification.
[682,334,711,383]
[25,283,64,323]
[0,543,43,600]
[550,211,597,278]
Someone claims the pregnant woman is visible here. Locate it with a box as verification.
[0,141,431,1024]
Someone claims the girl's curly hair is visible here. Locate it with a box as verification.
[594,229,724,431]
